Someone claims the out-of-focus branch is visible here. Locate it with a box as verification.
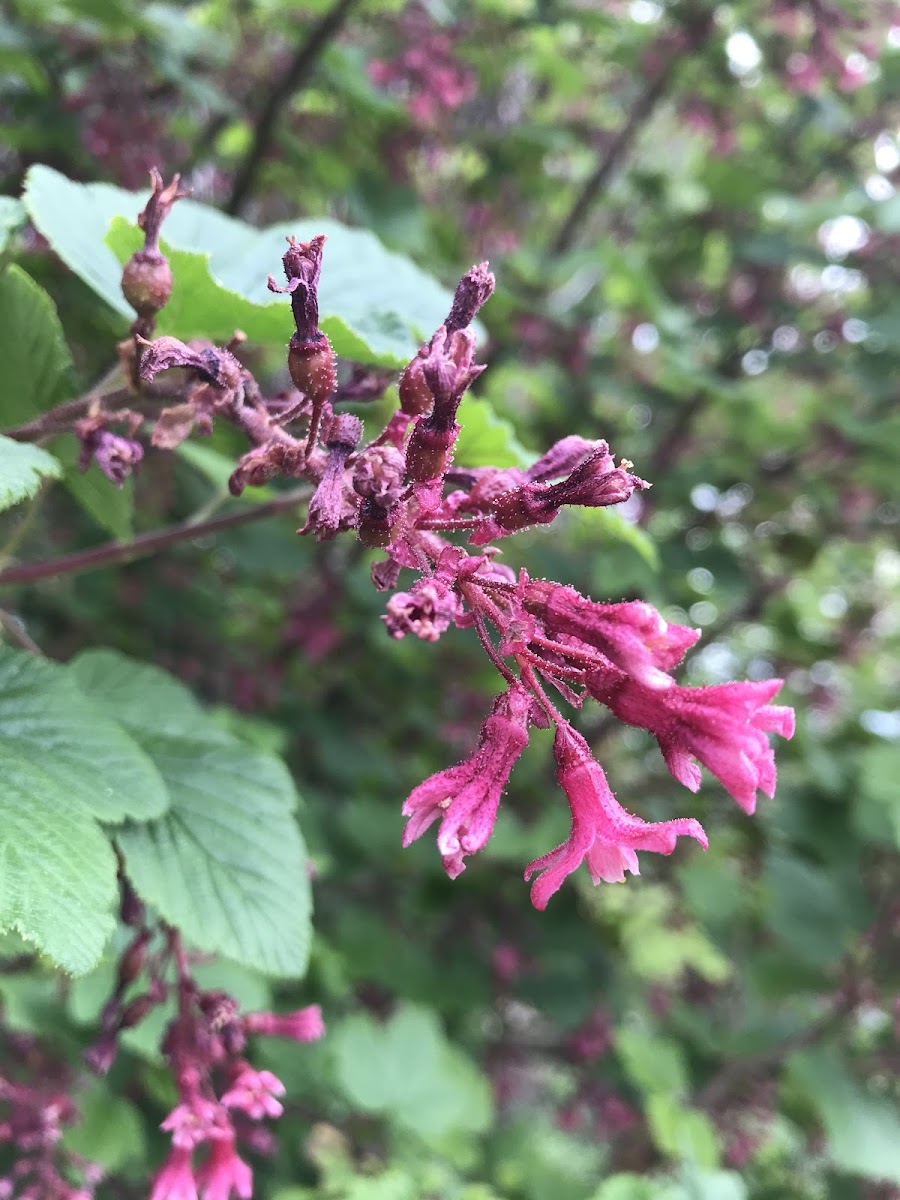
[551,65,677,256]
[0,487,310,589]
[225,0,360,216]
[550,11,713,255]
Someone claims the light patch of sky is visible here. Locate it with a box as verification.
[629,0,662,24]
[726,31,762,75]
[866,174,895,202]
[631,322,659,353]
[817,214,870,259]
[874,133,900,173]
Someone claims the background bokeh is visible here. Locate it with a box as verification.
[1,1,900,1197]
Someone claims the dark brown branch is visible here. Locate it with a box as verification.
[3,390,134,442]
[225,0,360,216]
[0,488,310,589]
[550,65,676,256]
[550,12,712,256]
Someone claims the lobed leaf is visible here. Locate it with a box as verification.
[0,748,116,975]
[0,263,73,427]
[72,650,312,977]
[0,648,168,824]
[0,435,61,511]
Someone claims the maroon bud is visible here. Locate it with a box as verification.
[116,930,150,992]
[398,350,434,416]
[84,1033,118,1076]
[288,334,336,405]
[324,412,363,451]
[357,496,401,547]
[404,416,460,483]
[119,993,159,1029]
[119,879,145,927]
[445,261,495,333]
[121,169,188,322]
[122,252,173,317]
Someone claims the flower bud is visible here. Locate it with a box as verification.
[287,334,336,407]
[398,351,434,416]
[404,417,460,483]
[121,251,173,316]
[119,993,158,1029]
[357,496,401,547]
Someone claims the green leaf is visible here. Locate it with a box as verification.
[0,264,73,426]
[70,649,311,977]
[454,397,531,469]
[789,1048,900,1183]
[616,1028,689,1096]
[645,1096,720,1169]
[69,649,229,742]
[117,738,311,976]
[591,1177,657,1200]
[50,434,134,540]
[0,749,116,974]
[0,197,26,253]
[331,1005,493,1140]
[23,164,457,366]
[764,852,857,968]
[62,1080,146,1171]
[568,505,659,570]
[0,434,61,511]
[0,648,168,823]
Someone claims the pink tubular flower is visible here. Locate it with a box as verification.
[161,1097,222,1151]
[221,1066,285,1121]
[402,683,533,877]
[586,664,796,813]
[524,581,700,687]
[150,1146,198,1200]
[244,1005,324,1043]
[524,723,708,910]
[195,1132,252,1200]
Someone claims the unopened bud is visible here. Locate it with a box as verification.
[288,334,336,405]
[116,931,150,992]
[405,417,459,483]
[119,993,158,1030]
[122,252,173,317]
[398,353,434,416]
[357,497,401,547]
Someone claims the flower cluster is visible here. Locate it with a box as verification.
[149,976,323,1200]
[82,884,323,1200]
[367,6,476,128]
[0,1028,101,1200]
[127,187,795,913]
